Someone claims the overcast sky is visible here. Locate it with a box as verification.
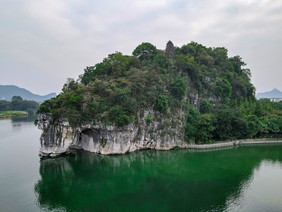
[0,0,281,95]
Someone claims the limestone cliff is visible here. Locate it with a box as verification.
[38,110,188,157]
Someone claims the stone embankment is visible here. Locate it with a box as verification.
[188,138,282,149]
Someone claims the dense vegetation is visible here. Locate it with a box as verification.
[0,96,39,115]
[38,41,281,143]
[0,110,28,118]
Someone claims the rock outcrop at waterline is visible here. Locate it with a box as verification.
[38,111,282,157]
[38,111,188,157]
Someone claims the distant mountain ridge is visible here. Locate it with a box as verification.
[256,88,282,99]
[0,85,56,102]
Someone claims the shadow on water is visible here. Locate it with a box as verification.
[34,145,282,212]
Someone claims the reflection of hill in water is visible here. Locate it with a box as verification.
[35,145,282,212]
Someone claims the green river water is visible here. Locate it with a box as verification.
[0,118,282,212]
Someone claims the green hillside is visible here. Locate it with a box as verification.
[38,41,282,143]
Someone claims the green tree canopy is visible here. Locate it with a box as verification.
[132,42,157,60]
[12,96,23,101]
[37,41,280,141]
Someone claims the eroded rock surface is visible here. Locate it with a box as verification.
[37,110,188,157]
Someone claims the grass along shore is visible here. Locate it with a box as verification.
[0,111,28,118]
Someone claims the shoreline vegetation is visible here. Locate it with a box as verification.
[0,110,28,118]
[0,95,39,119]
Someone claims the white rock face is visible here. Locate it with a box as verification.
[37,113,282,157]
[37,110,188,157]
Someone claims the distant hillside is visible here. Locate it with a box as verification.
[0,85,56,102]
[256,88,282,99]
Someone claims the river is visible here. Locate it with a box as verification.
[1,117,282,211]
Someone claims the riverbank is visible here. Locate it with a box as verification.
[41,137,282,158]
[0,111,28,118]
[188,138,282,150]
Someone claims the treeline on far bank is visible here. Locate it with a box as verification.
[0,96,39,115]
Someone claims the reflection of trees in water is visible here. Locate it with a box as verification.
[11,114,37,123]
[11,114,37,129]
[34,146,282,212]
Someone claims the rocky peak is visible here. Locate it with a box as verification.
[165,40,175,58]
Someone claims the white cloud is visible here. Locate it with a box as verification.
[26,0,80,42]
[134,0,170,9]
[0,0,281,94]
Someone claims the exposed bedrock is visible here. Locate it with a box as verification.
[37,111,188,157]
[37,113,282,158]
